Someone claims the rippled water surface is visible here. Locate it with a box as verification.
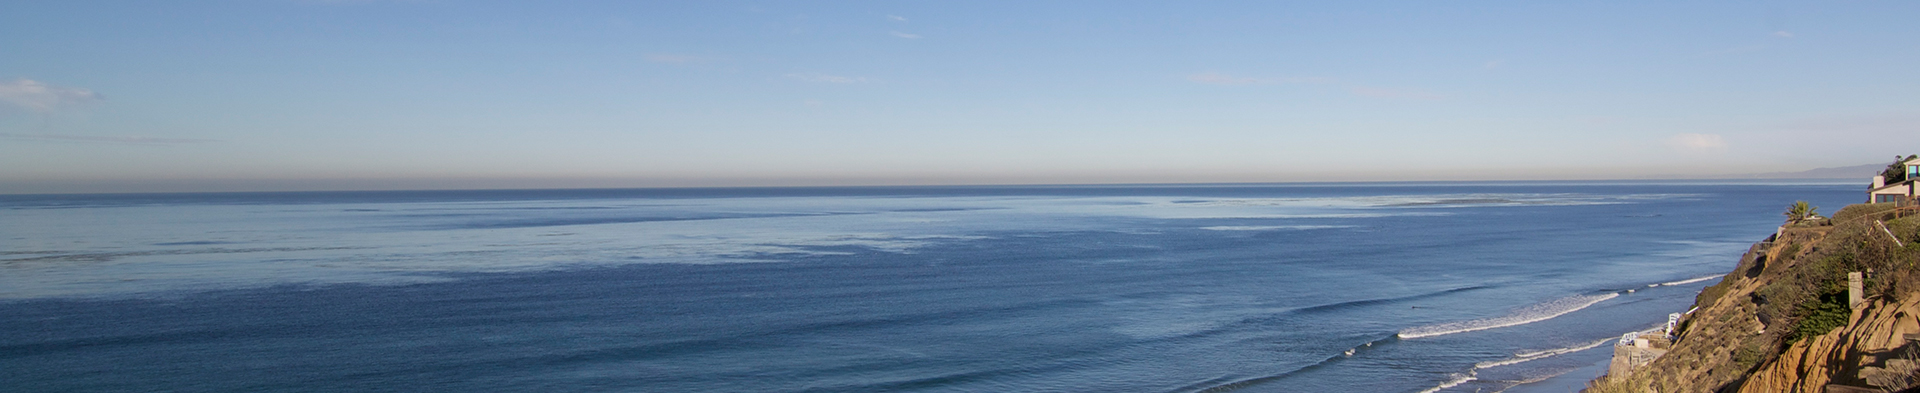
[0,182,1862,392]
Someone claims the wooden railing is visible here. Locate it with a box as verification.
[1898,196,1920,219]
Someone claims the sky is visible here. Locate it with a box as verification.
[3,1,1918,193]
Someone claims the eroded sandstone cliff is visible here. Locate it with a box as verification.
[1590,203,1920,393]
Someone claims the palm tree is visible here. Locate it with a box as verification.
[1784,201,1819,224]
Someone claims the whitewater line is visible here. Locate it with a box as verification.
[1476,338,1612,369]
[1417,372,1476,393]
[1649,274,1721,287]
[1397,293,1618,339]
[1425,336,1618,392]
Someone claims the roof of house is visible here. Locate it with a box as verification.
[1873,181,1916,194]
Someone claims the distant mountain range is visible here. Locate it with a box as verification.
[1733,163,1884,179]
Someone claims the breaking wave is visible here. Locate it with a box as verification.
[1181,334,1399,393]
[1474,338,1612,369]
[1649,274,1722,287]
[1397,293,1618,339]
[1421,336,1621,392]
[1417,372,1477,393]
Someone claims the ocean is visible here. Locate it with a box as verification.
[0,182,1863,392]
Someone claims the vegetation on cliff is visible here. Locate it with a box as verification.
[1883,155,1918,184]
[1589,202,1920,392]
[1785,201,1821,224]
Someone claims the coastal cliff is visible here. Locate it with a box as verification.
[1590,203,1920,392]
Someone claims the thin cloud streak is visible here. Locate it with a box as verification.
[890,31,921,39]
[0,79,101,113]
[0,132,218,145]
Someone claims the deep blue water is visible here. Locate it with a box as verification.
[0,182,1864,392]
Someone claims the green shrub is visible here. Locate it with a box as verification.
[1733,339,1772,372]
[1757,279,1807,328]
[1789,291,1850,342]
[1834,203,1898,223]
[1888,216,1920,241]
[1814,253,1860,282]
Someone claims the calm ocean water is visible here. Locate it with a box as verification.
[0,182,1862,392]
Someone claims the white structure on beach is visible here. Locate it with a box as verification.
[1665,313,1681,338]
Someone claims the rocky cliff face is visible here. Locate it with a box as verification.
[1736,294,1920,392]
[1590,203,1920,393]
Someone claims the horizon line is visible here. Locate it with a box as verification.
[0,177,1867,197]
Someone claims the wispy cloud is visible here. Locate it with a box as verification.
[645,54,703,63]
[887,15,907,22]
[785,73,869,83]
[1350,87,1442,100]
[1772,30,1794,38]
[0,79,102,114]
[890,31,921,39]
[0,132,217,145]
[1666,133,1727,152]
[1482,59,1505,69]
[1185,72,1329,86]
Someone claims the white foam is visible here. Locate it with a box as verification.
[1492,326,1669,392]
[1397,293,1619,339]
[1498,368,1576,391]
[1649,274,1721,287]
[1476,338,1612,369]
[1418,372,1477,393]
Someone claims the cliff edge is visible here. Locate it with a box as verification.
[1589,203,1920,393]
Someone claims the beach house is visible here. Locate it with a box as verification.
[1869,157,1920,203]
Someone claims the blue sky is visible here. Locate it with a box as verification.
[3,1,1917,193]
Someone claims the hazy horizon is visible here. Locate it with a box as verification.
[0,175,1871,195]
[5,2,1917,194]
